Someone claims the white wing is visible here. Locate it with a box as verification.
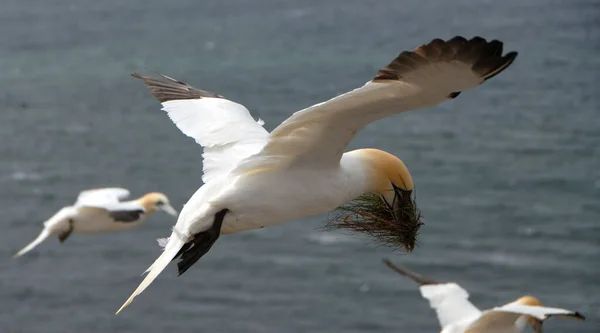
[132,73,269,183]
[78,196,147,223]
[383,260,481,330]
[465,303,585,333]
[234,36,517,174]
[75,187,131,208]
[490,302,584,321]
[420,283,482,329]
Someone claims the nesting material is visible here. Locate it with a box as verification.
[326,191,423,252]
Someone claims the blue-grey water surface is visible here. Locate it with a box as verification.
[0,0,598,332]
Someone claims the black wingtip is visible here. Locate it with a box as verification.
[481,51,519,82]
[448,91,462,99]
[131,71,224,103]
[382,259,439,286]
[374,36,518,83]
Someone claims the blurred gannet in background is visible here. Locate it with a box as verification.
[14,188,177,257]
[383,259,585,332]
[117,36,518,313]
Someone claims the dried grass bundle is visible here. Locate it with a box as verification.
[326,191,423,252]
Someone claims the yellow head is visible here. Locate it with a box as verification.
[514,296,544,332]
[330,148,421,251]
[137,192,178,216]
[356,148,414,195]
[516,295,542,306]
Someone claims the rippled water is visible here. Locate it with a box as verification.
[0,0,598,332]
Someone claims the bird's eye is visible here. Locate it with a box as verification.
[156,200,164,206]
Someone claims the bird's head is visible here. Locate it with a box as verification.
[512,295,585,332]
[328,148,422,251]
[138,192,178,217]
[360,148,414,204]
[516,295,543,307]
[513,296,544,332]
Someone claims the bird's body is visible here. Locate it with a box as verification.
[383,260,585,333]
[180,150,370,235]
[50,206,144,234]
[117,36,520,313]
[14,188,178,257]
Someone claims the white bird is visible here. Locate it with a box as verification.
[116,36,518,313]
[14,188,178,257]
[383,259,585,333]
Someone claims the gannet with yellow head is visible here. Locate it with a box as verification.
[14,188,178,257]
[383,259,585,333]
[329,149,421,250]
[117,36,519,313]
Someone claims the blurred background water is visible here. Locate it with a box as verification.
[0,0,598,332]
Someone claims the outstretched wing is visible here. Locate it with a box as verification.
[419,283,483,330]
[132,72,269,183]
[76,188,146,222]
[383,259,481,330]
[465,303,585,333]
[233,36,518,174]
[75,187,131,208]
[490,302,585,321]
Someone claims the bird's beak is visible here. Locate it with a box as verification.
[375,183,422,252]
[161,204,178,217]
[530,317,543,333]
[389,184,418,223]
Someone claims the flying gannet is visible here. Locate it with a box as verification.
[117,36,518,313]
[14,187,177,257]
[383,259,585,333]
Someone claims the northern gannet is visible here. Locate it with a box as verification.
[14,188,177,257]
[117,36,518,313]
[383,259,585,333]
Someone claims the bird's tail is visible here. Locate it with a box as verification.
[13,228,52,258]
[115,232,185,314]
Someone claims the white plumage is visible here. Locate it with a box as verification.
[117,36,519,313]
[14,188,178,257]
[383,259,585,333]
[419,282,482,330]
[163,98,269,183]
[75,187,131,207]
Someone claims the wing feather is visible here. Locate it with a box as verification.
[383,260,481,330]
[234,36,517,174]
[465,303,584,333]
[419,283,482,329]
[488,303,585,321]
[75,188,131,208]
[132,73,269,183]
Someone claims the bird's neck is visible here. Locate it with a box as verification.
[339,150,389,198]
[135,197,156,213]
